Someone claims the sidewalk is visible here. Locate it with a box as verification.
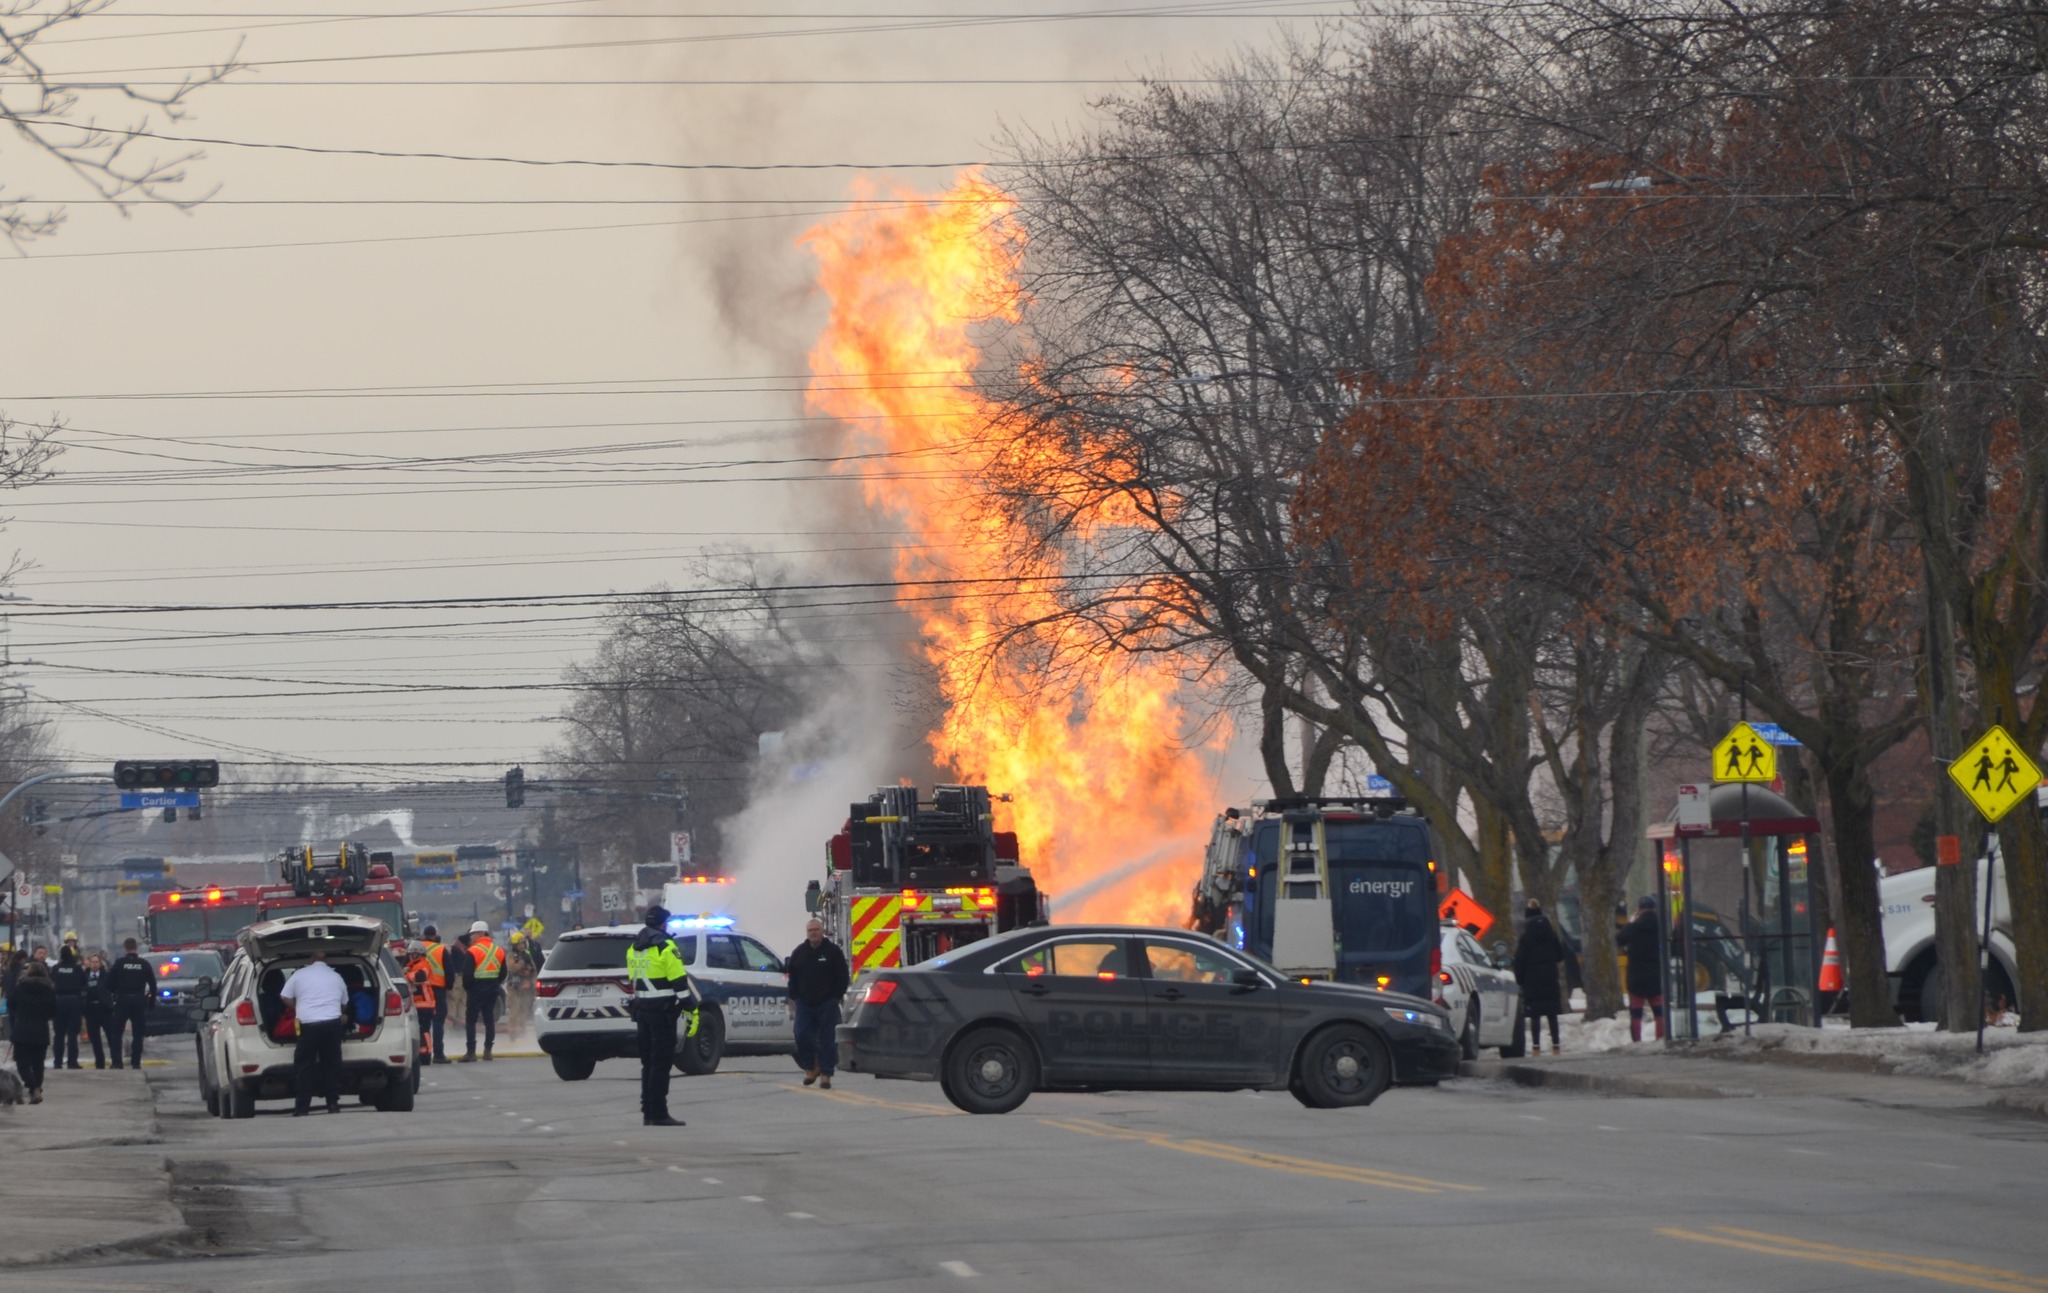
[0,1066,186,1267]
[1462,1042,2048,1118]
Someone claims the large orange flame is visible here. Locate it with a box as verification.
[803,174,1218,925]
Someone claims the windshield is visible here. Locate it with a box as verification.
[146,905,260,947]
[542,936,632,972]
[145,950,225,979]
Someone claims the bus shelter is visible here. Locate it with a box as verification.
[1647,785,1824,1040]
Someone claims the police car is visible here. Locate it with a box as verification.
[533,919,795,1082]
[1435,922,1525,1059]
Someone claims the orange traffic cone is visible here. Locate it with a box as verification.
[1817,929,1844,994]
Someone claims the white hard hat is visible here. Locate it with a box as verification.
[468,920,490,935]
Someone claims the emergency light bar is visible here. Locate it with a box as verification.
[667,915,736,932]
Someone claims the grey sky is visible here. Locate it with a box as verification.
[0,1,1334,788]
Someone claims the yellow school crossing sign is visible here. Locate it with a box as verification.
[1947,725,2044,823]
[1713,722,1777,784]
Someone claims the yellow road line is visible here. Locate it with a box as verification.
[1659,1227,2048,1293]
[778,1082,958,1116]
[1037,1117,1480,1195]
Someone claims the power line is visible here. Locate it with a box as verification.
[16,117,984,171]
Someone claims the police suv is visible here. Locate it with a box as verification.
[533,920,795,1082]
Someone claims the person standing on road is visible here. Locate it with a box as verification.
[415,925,451,1064]
[82,952,113,1069]
[49,945,87,1072]
[787,917,851,1089]
[1617,896,1668,1042]
[458,920,506,1062]
[280,951,348,1116]
[624,905,694,1127]
[6,959,57,1103]
[103,939,157,1069]
[1513,900,1572,1056]
[504,934,538,1038]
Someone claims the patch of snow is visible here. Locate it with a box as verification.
[1695,1020,2048,1088]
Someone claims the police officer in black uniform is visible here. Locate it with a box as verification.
[624,906,697,1127]
[104,938,158,1069]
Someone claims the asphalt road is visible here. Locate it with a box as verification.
[33,1052,2048,1293]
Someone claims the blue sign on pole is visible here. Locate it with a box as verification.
[1749,722,1804,748]
[120,791,200,810]
[422,881,461,895]
[1365,774,1395,792]
[560,887,585,899]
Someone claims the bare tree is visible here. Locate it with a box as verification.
[1,0,235,246]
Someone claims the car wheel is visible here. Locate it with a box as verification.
[1913,961,1947,1027]
[1296,1024,1392,1109]
[1459,1003,1481,1062]
[1288,1078,1317,1108]
[376,1067,417,1112]
[413,1062,423,1094]
[675,1008,725,1076]
[550,1053,597,1082]
[226,1078,258,1119]
[942,1026,1038,1115]
[1499,1010,1526,1059]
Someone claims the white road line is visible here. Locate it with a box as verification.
[613,1140,628,1147]
[741,1195,765,1203]
[1786,1148,1825,1156]
[702,1177,722,1185]
[536,1126,554,1133]
[1517,1114,1546,1122]
[787,1211,815,1219]
[1596,1125,1624,1131]
[521,1118,534,1124]
[667,1166,686,1173]
[1922,1162,1961,1171]
[939,1260,980,1278]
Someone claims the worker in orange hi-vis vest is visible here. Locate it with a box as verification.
[416,925,452,1064]
[457,921,508,1062]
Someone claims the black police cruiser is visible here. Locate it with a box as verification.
[837,923,1458,1114]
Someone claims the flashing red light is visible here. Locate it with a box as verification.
[863,979,899,1006]
[235,1000,257,1026]
[534,981,561,998]
[207,888,223,901]
[168,893,184,905]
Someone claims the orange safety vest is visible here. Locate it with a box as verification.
[470,938,506,981]
[422,942,448,988]
[407,959,437,1010]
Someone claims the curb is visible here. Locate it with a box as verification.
[1459,1058,1746,1100]
[0,1226,191,1271]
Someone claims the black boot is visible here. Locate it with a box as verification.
[644,1114,685,1127]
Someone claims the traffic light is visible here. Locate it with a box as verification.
[26,799,47,835]
[113,759,220,790]
[163,807,178,823]
[505,766,526,809]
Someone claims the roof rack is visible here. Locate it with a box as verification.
[1254,795,1413,817]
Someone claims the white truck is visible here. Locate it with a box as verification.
[1880,790,2046,1023]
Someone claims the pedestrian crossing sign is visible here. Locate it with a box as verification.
[1947,725,2044,823]
[1713,722,1777,784]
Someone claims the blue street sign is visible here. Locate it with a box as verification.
[1365,774,1395,792]
[121,791,199,810]
[560,887,585,899]
[403,864,457,880]
[1749,722,1804,748]
[422,881,461,894]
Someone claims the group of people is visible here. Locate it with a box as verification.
[3,937,164,1103]
[397,920,539,1066]
[1510,896,1671,1053]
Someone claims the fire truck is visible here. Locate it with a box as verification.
[263,845,413,944]
[141,848,413,952]
[808,784,1046,973]
[1189,796,1447,997]
[144,885,267,951]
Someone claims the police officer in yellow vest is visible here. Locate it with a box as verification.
[625,905,698,1127]
[458,920,507,1062]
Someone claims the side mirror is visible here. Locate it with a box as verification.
[1230,969,1265,991]
[198,994,222,1013]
